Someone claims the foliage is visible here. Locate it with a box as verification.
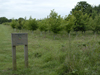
[93,5,100,15]
[71,1,92,16]
[27,17,38,31]
[80,13,89,32]
[48,10,63,34]
[2,22,10,25]
[10,19,17,29]
[22,17,27,29]
[65,14,76,33]
[72,11,89,33]
[0,17,8,24]
[72,11,83,32]
[16,17,24,30]
[89,14,100,33]
[38,18,49,32]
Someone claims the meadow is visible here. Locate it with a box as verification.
[0,24,100,75]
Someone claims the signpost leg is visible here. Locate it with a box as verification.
[12,46,16,70]
[24,45,28,68]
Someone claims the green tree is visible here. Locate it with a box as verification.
[91,10,97,19]
[81,13,89,33]
[89,15,100,34]
[22,17,27,29]
[27,16,38,33]
[38,18,49,35]
[0,17,8,24]
[16,17,24,30]
[93,5,100,15]
[72,11,89,34]
[71,1,92,16]
[72,11,83,33]
[48,9,62,39]
[64,15,75,50]
[10,19,17,30]
[65,14,75,34]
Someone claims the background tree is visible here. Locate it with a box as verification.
[38,18,49,36]
[80,13,89,33]
[91,10,97,19]
[22,17,27,29]
[93,5,100,15]
[0,17,8,24]
[16,17,24,30]
[64,14,75,50]
[65,14,76,35]
[72,11,83,34]
[89,14,100,34]
[71,1,92,16]
[72,10,89,34]
[10,19,17,30]
[48,9,63,39]
[27,16,38,33]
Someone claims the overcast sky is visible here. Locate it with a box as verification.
[0,0,100,19]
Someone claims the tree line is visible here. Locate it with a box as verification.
[1,1,100,35]
[0,17,12,24]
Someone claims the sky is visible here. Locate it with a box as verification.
[0,0,100,19]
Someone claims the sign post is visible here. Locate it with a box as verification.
[11,33,28,70]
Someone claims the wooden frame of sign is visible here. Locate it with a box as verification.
[11,33,28,70]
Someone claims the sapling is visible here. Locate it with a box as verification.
[27,17,38,34]
[48,10,63,39]
[65,15,75,50]
[10,19,17,31]
[38,18,49,36]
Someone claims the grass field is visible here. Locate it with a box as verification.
[0,24,100,75]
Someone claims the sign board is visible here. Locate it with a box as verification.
[11,33,28,46]
[11,33,28,70]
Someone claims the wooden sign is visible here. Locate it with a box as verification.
[11,33,28,70]
[11,33,28,46]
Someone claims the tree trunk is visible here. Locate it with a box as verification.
[49,30,51,33]
[32,31,34,34]
[68,33,71,50]
[40,31,42,36]
[93,31,95,34]
[44,31,46,38]
[14,28,16,32]
[82,31,85,34]
[76,31,78,38]
[97,31,98,34]
[54,34,56,40]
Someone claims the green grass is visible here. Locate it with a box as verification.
[0,24,100,75]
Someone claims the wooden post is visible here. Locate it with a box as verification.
[11,33,28,70]
[24,45,28,68]
[12,46,16,70]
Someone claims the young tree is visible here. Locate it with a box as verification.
[16,18,24,30]
[48,9,63,39]
[63,15,75,50]
[10,19,17,30]
[38,18,49,36]
[22,17,27,29]
[89,14,100,34]
[72,11,83,34]
[27,16,38,33]
[80,13,89,33]
[65,14,75,35]
[72,11,89,34]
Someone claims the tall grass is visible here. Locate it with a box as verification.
[0,24,100,75]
